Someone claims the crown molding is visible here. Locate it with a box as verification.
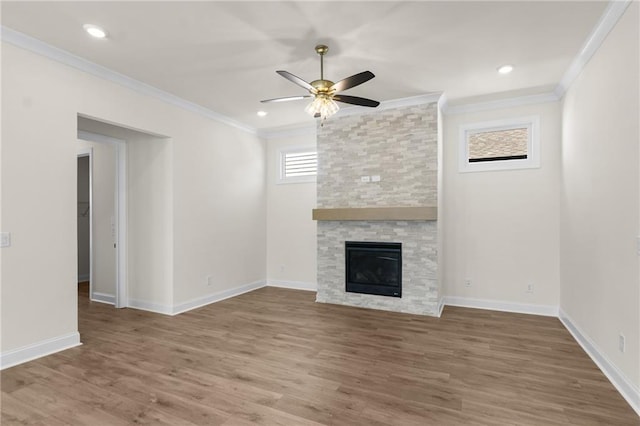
[334,92,443,120]
[554,0,633,99]
[437,93,449,113]
[443,92,560,115]
[376,92,444,111]
[4,0,629,134]
[0,26,256,135]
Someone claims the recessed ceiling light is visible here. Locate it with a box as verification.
[257,111,268,117]
[497,64,514,74]
[83,24,107,39]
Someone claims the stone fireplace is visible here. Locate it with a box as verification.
[313,102,440,316]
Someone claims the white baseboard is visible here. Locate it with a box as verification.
[172,280,267,315]
[443,296,558,317]
[77,273,90,282]
[437,297,445,317]
[559,309,640,416]
[0,332,81,370]
[128,299,174,315]
[267,279,317,292]
[91,292,115,305]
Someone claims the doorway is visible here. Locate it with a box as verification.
[77,152,92,299]
[77,133,126,307]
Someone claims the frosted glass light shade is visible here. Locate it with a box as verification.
[305,95,339,119]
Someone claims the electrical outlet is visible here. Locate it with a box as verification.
[206,275,213,287]
[360,176,370,183]
[371,175,381,182]
[619,334,625,353]
[465,279,472,287]
[526,283,534,293]
[0,232,11,248]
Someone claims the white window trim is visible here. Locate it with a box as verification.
[277,146,317,184]
[458,116,540,173]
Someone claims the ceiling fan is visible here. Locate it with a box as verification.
[261,44,380,120]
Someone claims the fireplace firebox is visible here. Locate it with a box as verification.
[345,241,402,297]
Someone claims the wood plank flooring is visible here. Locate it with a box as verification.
[2,285,638,425]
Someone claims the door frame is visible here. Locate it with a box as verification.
[77,130,128,308]
[77,147,94,299]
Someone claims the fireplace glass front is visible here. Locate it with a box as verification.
[345,241,402,297]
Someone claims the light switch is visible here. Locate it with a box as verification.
[371,175,381,182]
[360,176,370,183]
[1,232,11,248]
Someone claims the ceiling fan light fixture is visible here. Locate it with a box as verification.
[305,95,339,120]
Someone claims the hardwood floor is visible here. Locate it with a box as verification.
[2,286,637,425]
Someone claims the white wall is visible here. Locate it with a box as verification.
[1,42,266,356]
[172,122,266,306]
[560,1,639,392]
[76,139,117,298]
[128,133,174,308]
[442,102,562,309]
[266,132,317,289]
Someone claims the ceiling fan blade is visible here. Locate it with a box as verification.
[276,70,316,93]
[261,95,313,103]
[330,71,375,93]
[333,95,380,108]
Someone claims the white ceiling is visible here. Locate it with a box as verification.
[1,1,608,130]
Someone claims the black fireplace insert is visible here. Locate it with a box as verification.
[345,241,402,297]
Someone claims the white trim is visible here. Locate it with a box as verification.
[78,130,123,146]
[458,115,540,173]
[437,297,446,317]
[172,280,267,315]
[267,280,317,291]
[373,93,443,112]
[77,131,128,309]
[91,292,116,305]
[128,299,174,315]
[443,296,559,317]
[0,332,81,370]
[554,0,633,99]
[334,93,442,120]
[559,309,640,416]
[1,26,255,135]
[437,93,449,114]
[114,142,128,308]
[444,92,559,116]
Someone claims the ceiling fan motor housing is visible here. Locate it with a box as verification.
[310,79,334,94]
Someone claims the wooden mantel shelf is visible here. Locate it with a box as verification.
[312,207,437,221]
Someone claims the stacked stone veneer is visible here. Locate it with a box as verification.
[316,103,440,316]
